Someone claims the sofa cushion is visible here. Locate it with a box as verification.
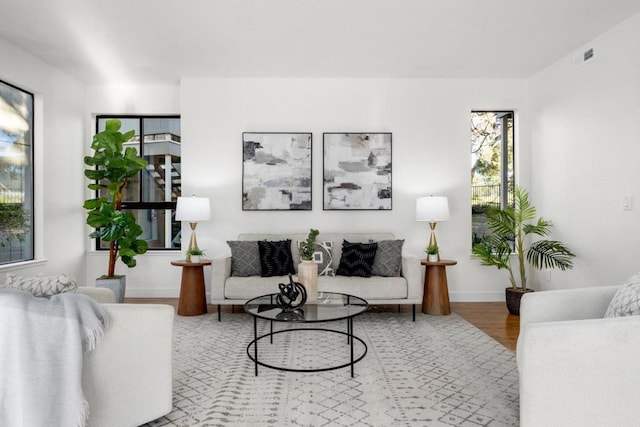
[5,273,78,297]
[336,240,378,277]
[258,240,295,277]
[227,240,261,276]
[371,239,404,277]
[296,240,334,276]
[605,272,640,317]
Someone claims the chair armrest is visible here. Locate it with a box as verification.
[211,255,232,301]
[82,304,175,427]
[77,287,117,304]
[518,316,640,427]
[519,285,620,330]
[402,252,422,301]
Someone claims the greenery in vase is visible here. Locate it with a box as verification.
[425,245,439,255]
[187,248,205,256]
[83,119,149,277]
[471,187,575,291]
[300,228,319,261]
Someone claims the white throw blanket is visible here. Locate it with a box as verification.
[0,288,110,427]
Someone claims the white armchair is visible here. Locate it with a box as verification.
[79,287,175,427]
[517,286,640,427]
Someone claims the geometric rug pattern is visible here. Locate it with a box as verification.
[144,312,519,427]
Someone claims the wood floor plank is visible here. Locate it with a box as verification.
[126,298,520,352]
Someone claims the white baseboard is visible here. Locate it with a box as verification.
[125,288,180,298]
[449,291,505,302]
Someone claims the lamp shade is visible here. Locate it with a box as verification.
[175,196,211,222]
[416,196,450,222]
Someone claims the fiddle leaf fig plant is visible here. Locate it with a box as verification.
[472,187,575,291]
[84,119,149,277]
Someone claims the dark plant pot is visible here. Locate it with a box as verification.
[505,287,534,316]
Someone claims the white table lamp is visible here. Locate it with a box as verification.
[416,196,450,260]
[176,195,211,261]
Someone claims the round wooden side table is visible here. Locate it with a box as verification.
[421,259,457,315]
[171,260,212,316]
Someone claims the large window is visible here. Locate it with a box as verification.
[95,116,181,250]
[0,80,33,265]
[471,111,514,245]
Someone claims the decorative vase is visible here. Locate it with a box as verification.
[96,275,126,303]
[505,287,534,315]
[190,255,201,263]
[297,260,318,304]
[427,254,439,262]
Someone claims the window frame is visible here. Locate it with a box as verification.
[94,114,181,251]
[0,79,35,266]
[471,110,515,245]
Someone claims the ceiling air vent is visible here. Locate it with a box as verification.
[583,48,594,62]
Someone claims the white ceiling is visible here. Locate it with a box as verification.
[1,0,640,84]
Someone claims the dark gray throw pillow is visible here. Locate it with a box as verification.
[371,239,404,277]
[336,240,378,277]
[227,241,261,276]
[258,240,295,277]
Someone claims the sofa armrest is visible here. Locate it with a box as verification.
[77,286,117,304]
[519,285,620,330]
[401,252,422,301]
[82,304,175,427]
[518,316,640,427]
[211,255,232,301]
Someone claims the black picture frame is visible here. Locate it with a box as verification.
[323,132,392,210]
[242,132,312,210]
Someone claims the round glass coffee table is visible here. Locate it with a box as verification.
[244,292,369,377]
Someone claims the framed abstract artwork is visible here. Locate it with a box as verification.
[323,133,392,210]
[242,132,312,210]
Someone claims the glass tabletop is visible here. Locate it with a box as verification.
[244,292,369,322]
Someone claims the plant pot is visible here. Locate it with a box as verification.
[297,260,318,304]
[505,287,534,316]
[190,255,201,263]
[427,254,439,262]
[97,275,126,303]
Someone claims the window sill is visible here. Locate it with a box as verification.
[0,258,49,272]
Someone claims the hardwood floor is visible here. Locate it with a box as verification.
[125,298,520,352]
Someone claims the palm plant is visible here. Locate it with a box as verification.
[472,187,575,291]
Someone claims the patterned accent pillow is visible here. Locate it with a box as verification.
[336,240,378,277]
[371,239,404,277]
[227,241,261,277]
[5,273,78,297]
[297,240,334,277]
[258,240,295,277]
[604,272,640,317]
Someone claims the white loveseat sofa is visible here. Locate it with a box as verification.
[517,286,640,427]
[79,287,175,427]
[211,232,422,320]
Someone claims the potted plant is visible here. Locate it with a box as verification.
[83,119,149,302]
[425,245,439,262]
[298,228,319,303]
[186,248,206,263]
[471,187,575,315]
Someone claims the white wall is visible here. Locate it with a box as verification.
[529,12,640,289]
[0,36,86,283]
[181,77,529,301]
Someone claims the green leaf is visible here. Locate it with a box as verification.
[105,119,121,133]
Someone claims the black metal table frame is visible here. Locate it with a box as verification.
[245,293,368,377]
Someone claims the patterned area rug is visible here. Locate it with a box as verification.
[144,311,519,427]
